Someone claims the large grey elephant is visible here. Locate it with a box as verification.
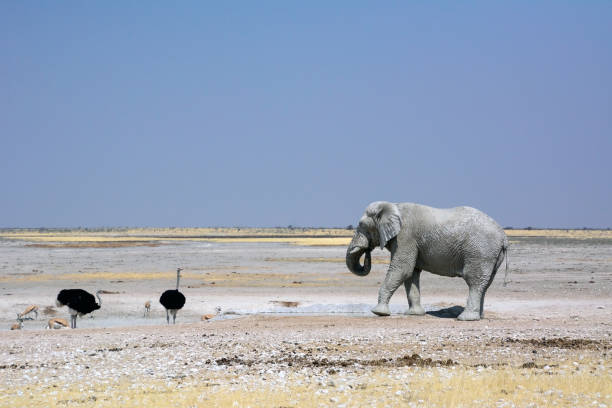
[346,201,508,321]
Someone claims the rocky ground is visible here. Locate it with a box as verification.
[0,233,610,407]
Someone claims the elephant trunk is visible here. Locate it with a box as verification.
[346,233,372,276]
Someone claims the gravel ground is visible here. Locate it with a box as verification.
[0,235,610,407]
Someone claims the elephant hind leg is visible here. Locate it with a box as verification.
[479,263,501,318]
[458,285,484,321]
[478,247,506,318]
[458,261,496,321]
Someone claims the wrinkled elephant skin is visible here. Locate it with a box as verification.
[346,201,508,321]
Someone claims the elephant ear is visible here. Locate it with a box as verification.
[365,201,402,249]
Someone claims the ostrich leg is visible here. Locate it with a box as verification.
[166,310,170,324]
[172,310,177,324]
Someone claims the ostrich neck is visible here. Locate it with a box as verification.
[176,273,181,290]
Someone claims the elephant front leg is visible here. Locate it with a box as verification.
[405,269,425,315]
[372,269,403,316]
[372,253,416,316]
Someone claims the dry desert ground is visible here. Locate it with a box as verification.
[0,228,610,407]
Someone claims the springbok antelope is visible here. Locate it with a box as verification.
[144,300,151,317]
[201,306,223,321]
[46,318,69,329]
[18,305,38,320]
[10,319,23,330]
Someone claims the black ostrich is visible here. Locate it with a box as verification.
[56,289,102,328]
[159,267,186,324]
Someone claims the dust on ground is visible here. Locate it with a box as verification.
[0,230,610,407]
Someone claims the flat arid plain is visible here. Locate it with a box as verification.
[0,228,610,407]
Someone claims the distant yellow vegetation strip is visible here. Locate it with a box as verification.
[203,237,351,246]
[0,235,352,246]
[0,271,202,283]
[25,241,161,248]
[1,228,610,246]
[505,229,612,239]
[0,227,354,246]
[0,235,166,243]
[0,271,338,286]
[0,227,353,237]
[123,227,354,236]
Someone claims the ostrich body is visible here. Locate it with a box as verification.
[56,289,102,328]
[46,318,69,329]
[18,305,38,320]
[144,300,151,318]
[159,268,186,324]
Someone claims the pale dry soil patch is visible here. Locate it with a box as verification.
[0,230,610,407]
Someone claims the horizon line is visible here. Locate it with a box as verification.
[0,226,610,231]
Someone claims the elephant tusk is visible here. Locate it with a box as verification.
[349,246,363,255]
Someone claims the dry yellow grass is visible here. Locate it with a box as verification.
[0,271,189,283]
[25,241,160,248]
[1,228,610,250]
[0,270,339,286]
[203,237,351,246]
[1,363,609,408]
[0,228,353,246]
[0,227,353,238]
[120,227,354,236]
[505,229,612,239]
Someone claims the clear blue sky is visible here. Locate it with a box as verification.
[1,2,610,228]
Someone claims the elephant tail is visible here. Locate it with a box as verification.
[501,241,509,287]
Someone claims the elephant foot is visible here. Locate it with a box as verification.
[371,304,391,316]
[406,306,426,316]
[457,310,481,321]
